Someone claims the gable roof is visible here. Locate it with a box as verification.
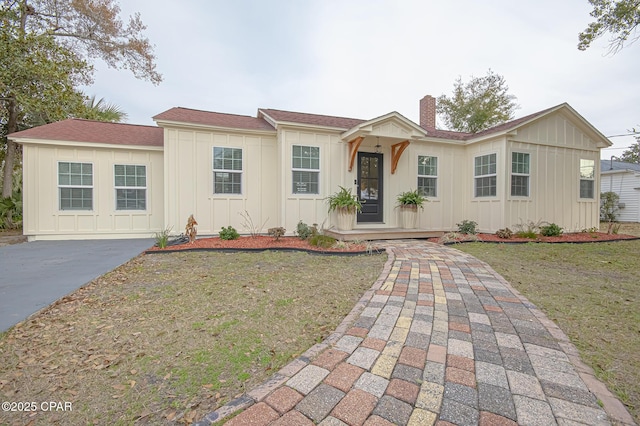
[154,107,275,131]
[9,119,163,147]
[601,159,640,173]
[258,108,366,130]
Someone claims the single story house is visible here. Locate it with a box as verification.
[601,159,640,222]
[10,95,611,241]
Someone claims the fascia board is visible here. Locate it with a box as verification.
[11,137,164,151]
[154,119,276,136]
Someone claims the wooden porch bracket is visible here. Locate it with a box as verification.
[391,140,410,174]
[347,136,364,172]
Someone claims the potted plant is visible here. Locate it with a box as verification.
[326,186,363,231]
[396,189,426,229]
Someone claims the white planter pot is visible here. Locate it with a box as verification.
[399,205,418,229]
[336,208,356,231]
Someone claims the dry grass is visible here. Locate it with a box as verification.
[600,221,640,237]
[457,235,640,424]
[0,250,386,425]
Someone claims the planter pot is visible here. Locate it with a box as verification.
[399,205,418,229]
[336,207,356,231]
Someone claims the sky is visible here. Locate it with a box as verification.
[83,0,640,159]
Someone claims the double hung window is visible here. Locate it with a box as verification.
[58,162,93,210]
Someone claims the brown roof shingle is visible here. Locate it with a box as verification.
[259,108,366,129]
[9,119,163,146]
[153,107,275,131]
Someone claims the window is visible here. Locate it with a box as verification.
[115,165,146,210]
[580,159,595,199]
[213,147,242,194]
[511,152,530,197]
[474,153,497,197]
[292,145,319,194]
[58,162,93,210]
[417,156,437,197]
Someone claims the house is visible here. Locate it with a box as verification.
[601,159,640,222]
[10,95,611,241]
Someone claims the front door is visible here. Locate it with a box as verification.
[357,152,383,223]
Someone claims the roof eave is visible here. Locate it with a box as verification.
[341,111,429,141]
[10,136,164,150]
[153,119,276,135]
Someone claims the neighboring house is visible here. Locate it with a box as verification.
[601,159,640,222]
[10,95,611,241]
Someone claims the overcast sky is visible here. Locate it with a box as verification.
[83,0,640,159]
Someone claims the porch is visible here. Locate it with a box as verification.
[324,227,444,241]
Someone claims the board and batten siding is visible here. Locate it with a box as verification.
[163,127,278,235]
[280,128,344,230]
[504,113,601,232]
[22,143,164,240]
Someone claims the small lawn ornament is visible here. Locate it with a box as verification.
[186,214,198,243]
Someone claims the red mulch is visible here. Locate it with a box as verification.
[429,232,639,244]
[148,236,370,253]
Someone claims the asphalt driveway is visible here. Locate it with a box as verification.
[0,239,153,332]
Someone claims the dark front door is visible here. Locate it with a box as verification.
[357,152,383,223]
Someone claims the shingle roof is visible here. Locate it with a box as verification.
[601,159,640,172]
[259,108,366,129]
[153,107,275,131]
[467,105,558,139]
[9,119,163,146]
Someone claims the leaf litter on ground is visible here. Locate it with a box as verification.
[0,250,386,425]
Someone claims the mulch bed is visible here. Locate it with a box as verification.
[431,232,640,244]
[147,235,372,254]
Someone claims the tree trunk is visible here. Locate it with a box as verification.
[2,99,18,198]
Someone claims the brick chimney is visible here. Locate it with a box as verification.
[420,95,436,130]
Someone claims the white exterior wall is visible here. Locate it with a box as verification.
[502,113,602,232]
[396,141,467,231]
[278,128,350,231]
[601,171,640,222]
[163,127,279,235]
[22,143,164,240]
[465,137,507,232]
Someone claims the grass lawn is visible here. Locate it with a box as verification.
[0,250,387,425]
[457,232,640,424]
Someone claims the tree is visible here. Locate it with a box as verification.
[578,0,640,53]
[619,129,640,163]
[81,95,129,123]
[436,70,519,134]
[1,0,161,197]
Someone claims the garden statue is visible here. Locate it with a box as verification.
[186,215,198,243]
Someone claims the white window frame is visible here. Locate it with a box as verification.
[474,153,497,197]
[58,161,93,211]
[510,152,530,197]
[579,159,595,199]
[291,145,320,195]
[417,155,438,198]
[213,147,243,195]
[114,164,147,211]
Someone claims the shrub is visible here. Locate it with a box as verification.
[295,221,318,240]
[540,223,563,237]
[154,226,172,248]
[496,228,513,239]
[267,227,286,241]
[600,192,620,222]
[309,234,337,248]
[219,226,240,240]
[513,219,542,236]
[457,220,478,235]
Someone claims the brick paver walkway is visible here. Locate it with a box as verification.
[195,241,636,426]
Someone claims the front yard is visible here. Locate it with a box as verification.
[0,251,386,425]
